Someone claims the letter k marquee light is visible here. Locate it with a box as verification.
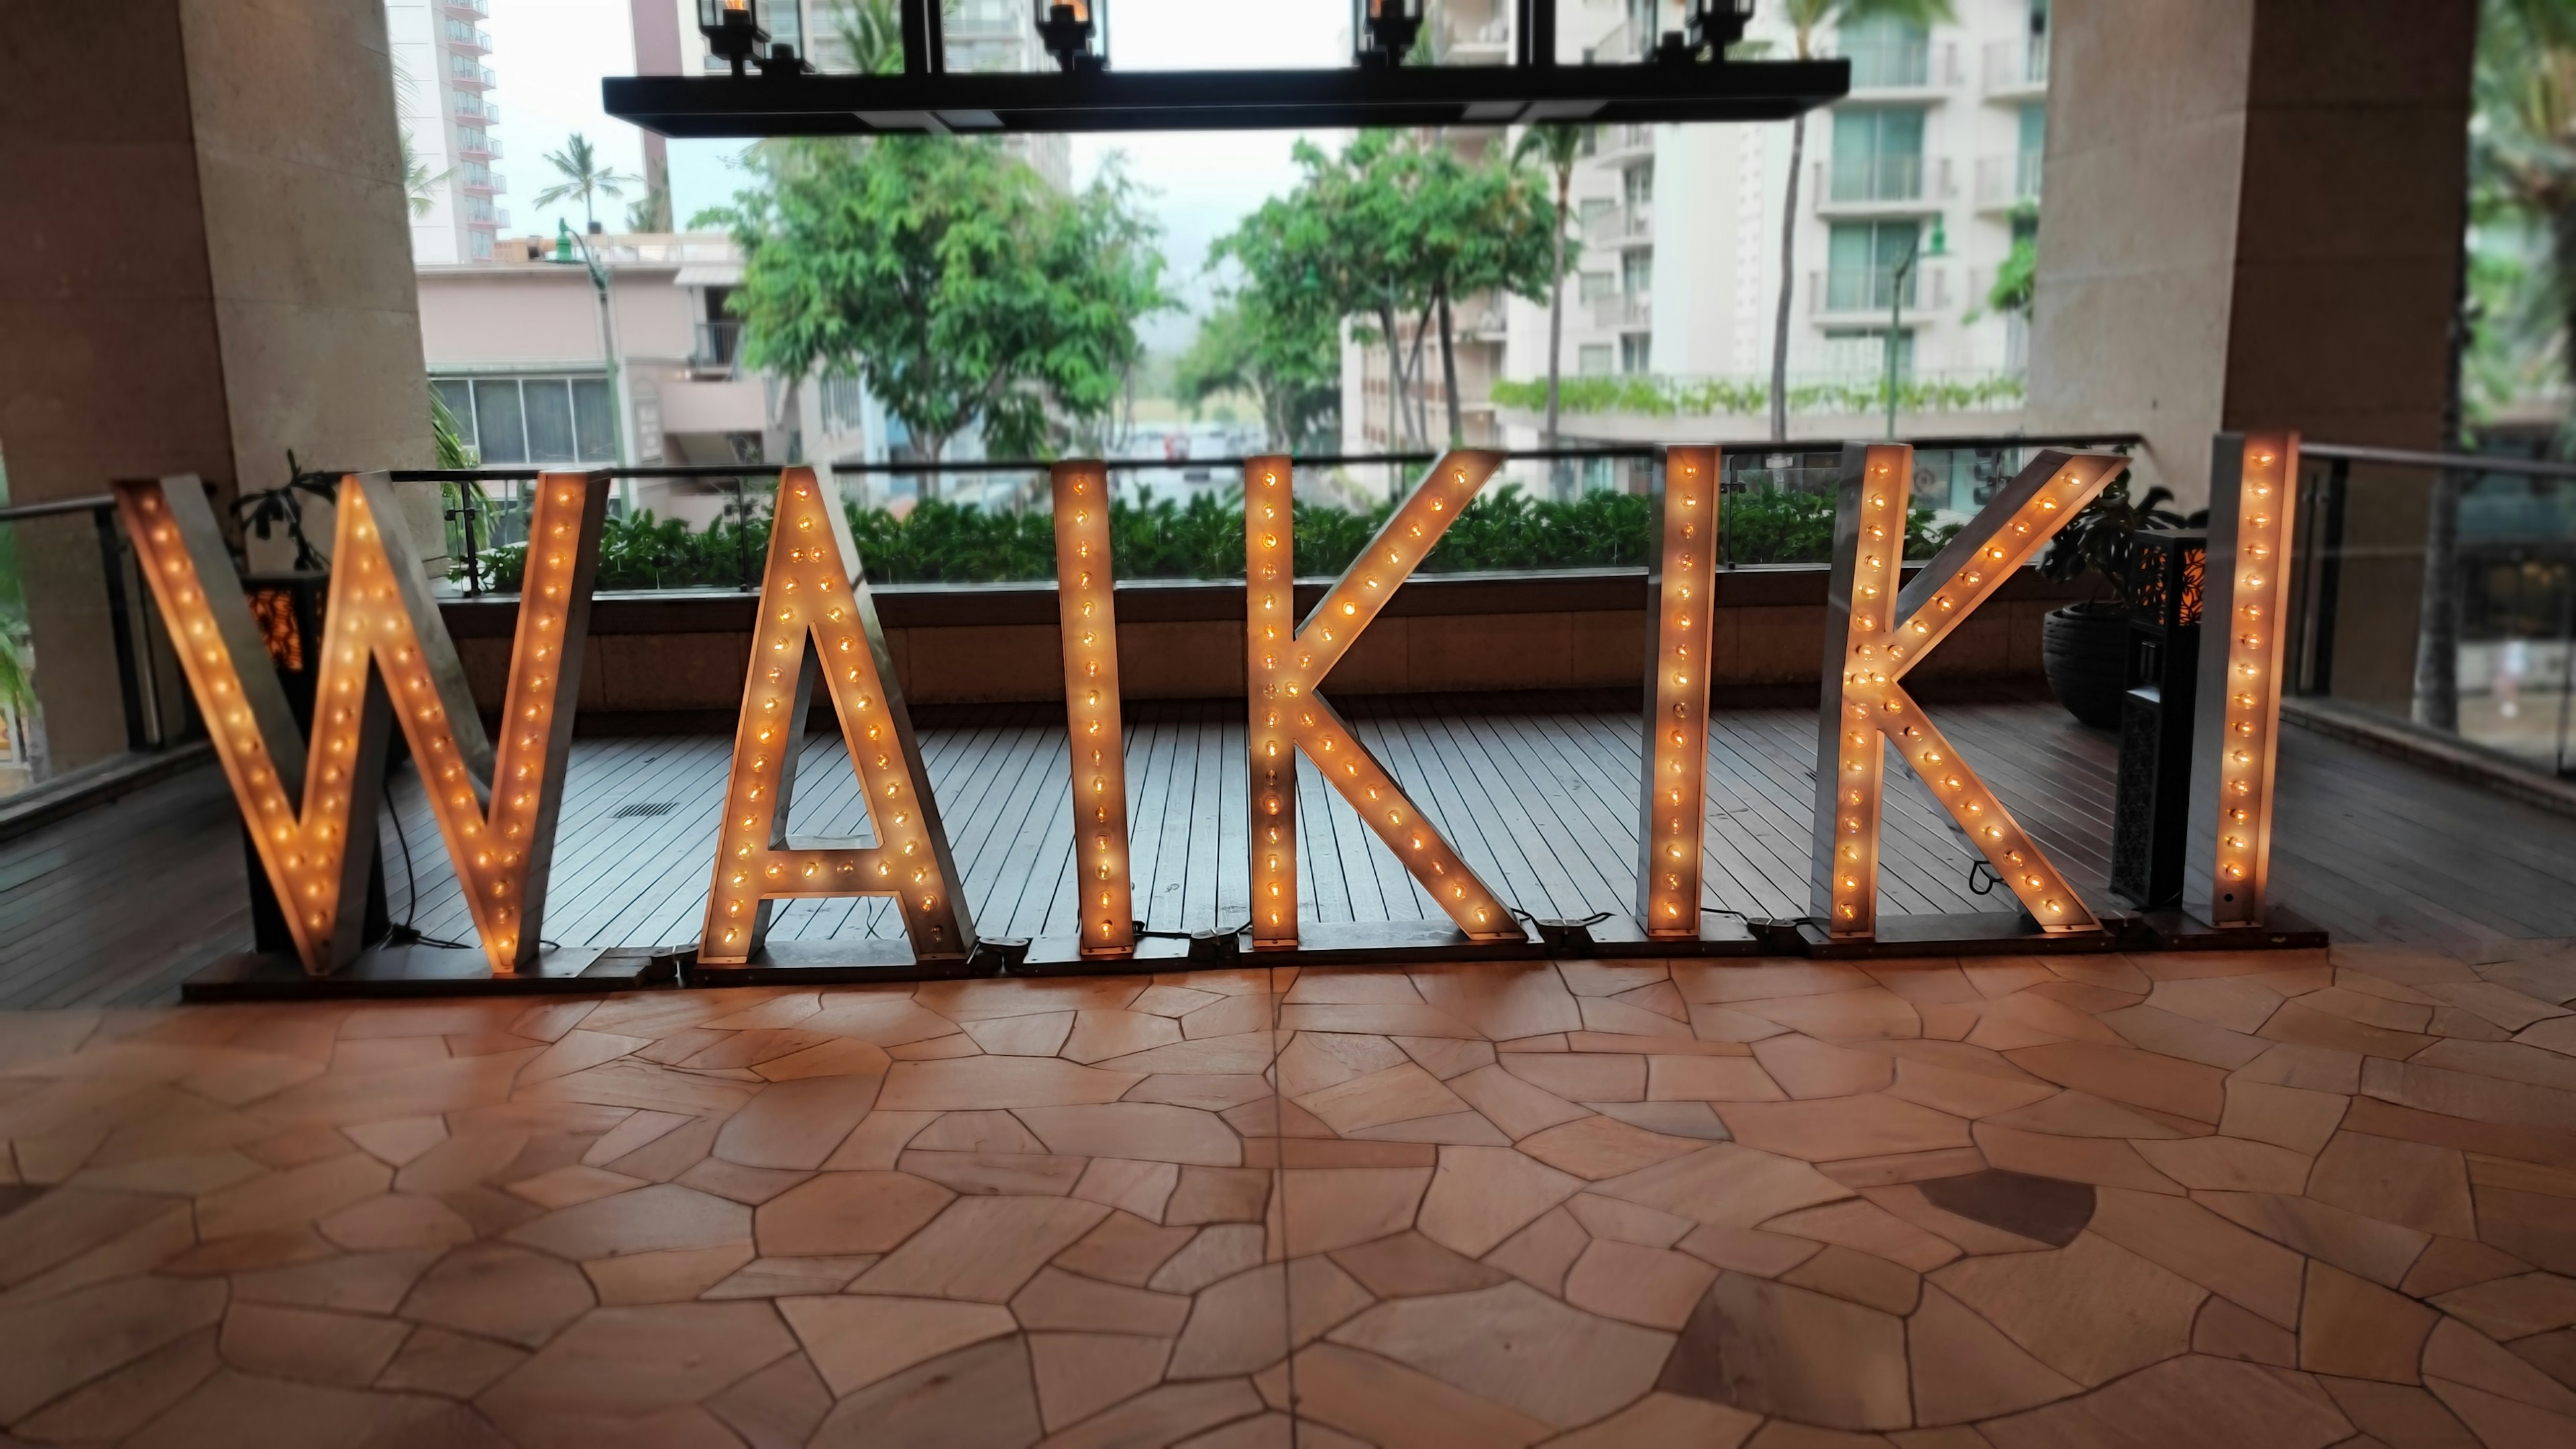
[699,468,975,966]
[1809,445,2129,938]
[116,470,611,977]
[1244,452,1521,951]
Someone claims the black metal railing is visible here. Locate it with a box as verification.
[0,493,176,808]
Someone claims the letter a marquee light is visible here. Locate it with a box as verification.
[1810,445,2128,938]
[700,468,975,965]
[2188,432,2298,928]
[117,470,610,976]
[1245,453,1521,950]
[1053,461,1134,957]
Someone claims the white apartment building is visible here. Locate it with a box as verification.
[1344,0,2054,479]
[386,0,509,264]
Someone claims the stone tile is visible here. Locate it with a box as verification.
[1040,1379,1269,1449]
[504,1165,644,1212]
[1063,1010,1183,1064]
[2479,1183,2576,1275]
[199,1153,393,1239]
[584,1242,757,1304]
[1393,1034,1498,1079]
[1287,971,1426,1006]
[960,1011,1075,1057]
[1973,1124,2186,1195]
[2301,1259,2437,1383]
[233,1248,443,1316]
[375,1326,529,1399]
[1752,1035,1893,1098]
[704,1255,879,1299]
[345,1116,450,1168]
[1909,1280,2082,1424]
[518,1059,755,1118]
[218,1301,410,1387]
[1415,1144,1585,1257]
[2263,1000,2438,1059]
[1591,1099,1733,1140]
[1566,1238,1719,1328]
[909,1110,1046,1154]
[2146,977,2288,1034]
[1016,1103,1242,1166]
[1166,1165,1274,1224]
[2133,1136,2314,1192]
[399,1243,595,1347]
[674,1157,812,1206]
[1483,1205,1592,1293]
[1914,1169,2096,1248]
[1649,1055,1787,1102]
[2099,1005,2273,1070]
[706,1352,836,1448]
[1325,1230,1505,1298]
[1518,1115,1710,1179]
[1029,1331,1171,1431]
[1057,1212,1197,1287]
[885,1035,982,1061]
[1276,1004,1481,1039]
[1987,1089,2202,1140]
[2424,1314,2576,1416]
[2087,1186,2304,1328]
[1976,1354,2357,1449]
[1690,1004,1796,1042]
[2436,1273,2576,1340]
[755,1171,952,1256]
[1579,996,1696,1038]
[1290,1342,1554,1448]
[6,1326,221,1442]
[1127,1073,1274,1111]
[2308,1131,2477,1238]
[1717,1095,1973,1163]
[877,1057,1144,1111]
[2198,1191,2432,1287]
[1545,1390,1761,1449]
[2315,1378,2483,1449]
[804,1337,1038,1449]
[2407,1234,2533,1297]
[2194,1294,2299,1368]
[1447,1063,1591,1138]
[1763,1197,1962,1273]
[1781,1241,1921,1314]
[853,1195,1110,1302]
[1297,1063,1473,1136]
[1409,965,1585,1042]
[0,1273,227,1417]
[777,1293,1019,1396]
[1732,988,1923,1041]
[1330,1279,1671,1429]
[1095,1031,1282,1075]
[1348,1110,1513,1144]
[1012,1266,1193,1335]
[2005,1042,2228,1124]
[1072,1157,1181,1221]
[1132,984,1224,1017]
[1148,1224,1269,1294]
[2220,1080,2349,1155]
[1275,1167,1432,1255]
[1499,1053,1647,1103]
[1656,1271,1911,1431]
[1931,1231,2206,1385]
[122,1372,457,1449]
[714,1075,883,1171]
[505,1183,751,1262]
[751,1037,896,1084]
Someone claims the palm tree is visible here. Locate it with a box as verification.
[399,132,446,218]
[1515,123,1585,496]
[1764,0,1953,443]
[535,133,640,233]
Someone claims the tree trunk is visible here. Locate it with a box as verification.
[1546,165,1569,498]
[1404,303,1435,446]
[1377,300,1404,458]
[1436,282,1462,446]
[2412,465,2464,731]
[1768,111,1807,445]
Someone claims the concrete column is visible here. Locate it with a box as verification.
[0,0,432,773]
[2027,0,2475,504]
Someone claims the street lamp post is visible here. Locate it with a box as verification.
[553,220,633,512]
[1884,215,1947,440]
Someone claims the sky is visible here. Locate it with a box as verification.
[485,0,1356,352]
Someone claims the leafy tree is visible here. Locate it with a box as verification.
[535,133,639,233]
[708,138,1167,484]
[400,132,446,219]
[1763,0,1955,442]
[1513,124,1587,484]
[626,175,673,233]
[1413,145,1560,444]
[1201,189,1353,451]
[824,0,905,72]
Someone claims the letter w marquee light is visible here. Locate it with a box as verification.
[698,468,975,965]
[2188,432,2298,928]
[1639,446,1720,938]
[1244,452,1521,951]
[1053,461,1133,958]
[1809,445,2129,938]
[116,470,610,976]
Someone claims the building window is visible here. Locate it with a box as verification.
[1823,327,1915,383]
[1620,335,1652,374]
[1829,107,1925,202]
[2016,103,2045,201]
[1578,197,1613,231]
[436,376,618,464]
[1578,344,1614,377]
[1622,162,1654,210]
[1841,14,1929,88]
[1578,271,1616,303]
[820,376,868,436]
[1825,219,1922,312]
[1621,252,1653,297]
[467,231,494,261]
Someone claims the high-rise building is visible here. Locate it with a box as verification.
[386,0,509,263]
[1345,0,2057,482]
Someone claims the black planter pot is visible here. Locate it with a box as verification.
[2042,604,2131,730]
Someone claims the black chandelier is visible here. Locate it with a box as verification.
[618,0,1844,138]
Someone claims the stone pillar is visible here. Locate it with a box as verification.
[0,0,432,773]
[2027,0,2475,505]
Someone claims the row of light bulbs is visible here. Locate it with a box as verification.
[2208,435,2292,924]
[1644,448,1718,938]
[1054,464,1134,957]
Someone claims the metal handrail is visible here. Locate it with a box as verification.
[2301,441,2576,482]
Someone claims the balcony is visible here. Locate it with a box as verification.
[1593,123,1654,161]
[1444,11,1511,62]
[443,20,491,53]
[1819,153,1929,209]
[442,0,487,14]
[449,63,491,93]
[690,321,743,377]
[1984,38,2049,98]
[1974,150,2043,210]
[460,167,504,196]
[458,131,499,159]
[1812,264,1948,317]
[1841,36,1932,90]
[1589,291,1651,329]
[1582,203,1653,246]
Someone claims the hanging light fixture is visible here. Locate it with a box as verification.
[1655,0,1757,62]
[1037,0,1107,72]
[698,0,768,77]
[1355,0,1426,67]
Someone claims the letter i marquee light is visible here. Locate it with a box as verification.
[2188,432,2298,927]
[1810,445,2129,938]
[116,470,611,975]
[699,468,975,965]
[1053,461,1133,957]
[1244,453,1521,950]
[1639,446,1721,938]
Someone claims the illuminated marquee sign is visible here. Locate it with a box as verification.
[1810,445,2128,938]
[698,467,976,965]
[116,470,609,976]
[1244,453,1521,949]
[1053,461,1134,957]
[1638,446,1719,938]
[2187,432,2297,927]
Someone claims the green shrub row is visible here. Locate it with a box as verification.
[1489,373,2028,419]
[461,485,1953,592]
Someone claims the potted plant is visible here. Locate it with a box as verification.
[2035,472,2203,729]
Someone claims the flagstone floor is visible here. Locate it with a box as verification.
[3,941,2575,1447]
